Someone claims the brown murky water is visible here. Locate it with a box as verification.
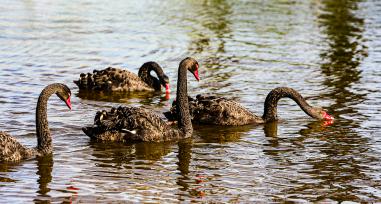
[0,0,380,202]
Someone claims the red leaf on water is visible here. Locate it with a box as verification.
[323,120,334,126]
[198,191,205,197]
[67,186,80,191]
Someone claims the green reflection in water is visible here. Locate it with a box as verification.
[285,0,378,202]
[319,0,368,117]
[185,0,234,91]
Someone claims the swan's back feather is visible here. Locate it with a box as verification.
[165,95,262,126]
[0,132,37,162]
[83,106,183,142]
[74,67,154,92]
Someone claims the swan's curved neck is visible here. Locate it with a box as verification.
[138,63,163,90]
[262,87,316,122]
[176,65,192,136]
[36,85,57,153]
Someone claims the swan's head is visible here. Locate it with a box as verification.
[153,63,170,92]
[142,61,170,92]
[313,107,334,121]
[181,57,200,81]
[56,84,72,110]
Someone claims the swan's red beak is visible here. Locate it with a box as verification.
[193,69,200,81]
[165,83,170,93]
[65,97,72,110]
[322,111,334,120]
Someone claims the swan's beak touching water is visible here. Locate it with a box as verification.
[65,96,72,110]
[165,83,170,93]
[322,111,334,121]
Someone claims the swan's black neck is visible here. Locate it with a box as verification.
[262,87,315,122]
[138,62,164,91]
[176,63,193,137]
[36,84,60,153]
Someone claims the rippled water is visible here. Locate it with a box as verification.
[0,0,380,202]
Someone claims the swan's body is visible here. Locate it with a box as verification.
[164,87,334,126]
[74,62,169,92]
[83,57,200,142]
[0,83,72,162]
[0,132,37,161]
[83,107,185,142]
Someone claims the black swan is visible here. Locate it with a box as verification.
[164,87,334,126]
[82,57,200,142]
[74,61,170,92]
[0,83,72,162]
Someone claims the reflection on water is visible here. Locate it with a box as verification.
[319,0,368,120]
[0,163,18,183]
[195,124,255,143]
[176,139,192,191]
[186,0,235,93]
[34,155,53,202]
[310,0,379,201]
[77,89,169,106]
[89,141,174,162]
[0,0,380,202]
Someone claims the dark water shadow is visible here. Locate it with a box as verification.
[88,138,197,198]
[0,162,19,183]
[262,120,333,161]
[76,89,170,106]
[176,138,193,192]
[308,0,379,202]
[33,155,53,203]
[175,138,212,198]
[0,156,56,203]
[194,124,255,143]
[32,154,80,204]
[88,140,175,165]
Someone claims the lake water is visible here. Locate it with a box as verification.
[0,0,380,202]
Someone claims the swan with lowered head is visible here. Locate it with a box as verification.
[74,62,170,93]
[164,87,334,126]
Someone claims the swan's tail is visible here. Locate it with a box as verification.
[74,68,119,90]
[82,127,95,138]
[163,111,176,121]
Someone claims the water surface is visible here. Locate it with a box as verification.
[0,0,380,202]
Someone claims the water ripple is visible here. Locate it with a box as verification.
[0,0,380,202]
